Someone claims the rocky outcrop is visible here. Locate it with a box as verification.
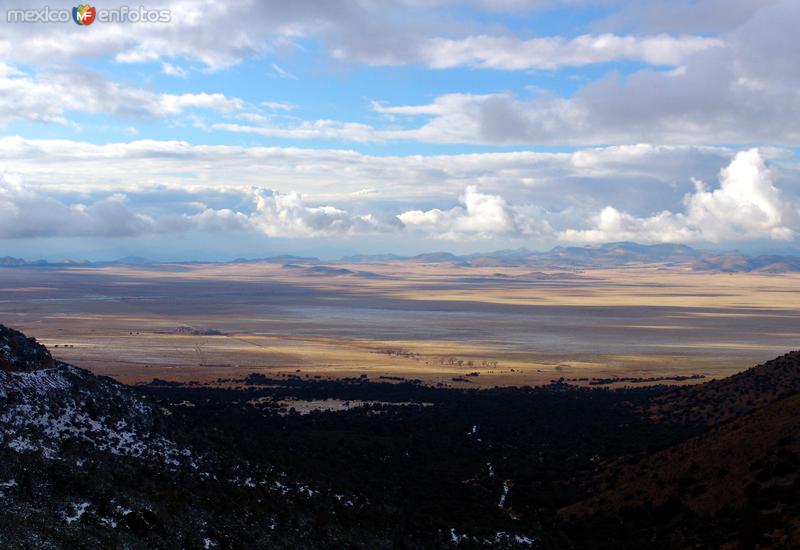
[0,324,55,372]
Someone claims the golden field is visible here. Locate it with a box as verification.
[1,261,798,387]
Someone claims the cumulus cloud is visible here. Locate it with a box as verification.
[0,172,395,240]
[399,185,551,240]
[0,173,548,242]
[250,188,401,237]
[561,149,797,243]
[0,173,155,238]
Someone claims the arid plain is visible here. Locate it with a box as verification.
[2,261,799,387]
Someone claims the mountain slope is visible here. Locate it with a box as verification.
[563,392,800,548]
[561,351,800,548]
[1,323,191,464]
[648,351,800,426]
[0,365,192,465]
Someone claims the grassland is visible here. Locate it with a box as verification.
[1,261,798,387]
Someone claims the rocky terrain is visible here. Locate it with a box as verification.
[0,325,55,371]
[1,323,799,548]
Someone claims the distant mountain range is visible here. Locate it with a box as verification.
[343,242,800,273]
[0,256,142,268]
[4,242,800,272]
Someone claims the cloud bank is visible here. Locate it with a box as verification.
[0,173,248,239]
[1,148,796,245]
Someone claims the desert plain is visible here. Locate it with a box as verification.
[1,261,798,387]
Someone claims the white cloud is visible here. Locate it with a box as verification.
[593,0,779,34]
[261,101,298,111]
[0,1,323,71]
[363,33,722,70]
[215,93,491,144]
[160,62,188,78]
[270,63,298,80]
[0,142,796,245]
[0,0,434,72]
[211,120,379,143]
[0,137,742,210]
[336,1,800,147]
[0,173,153,238]
[251,188,400,237]
[0,1,794,147]
[561,149,797,243]
[0,171,392,240]
[0,1,727,75]
[0,173,249,239]
[399,185,551,240]
[159,93,243,115]
[0,66,244,126]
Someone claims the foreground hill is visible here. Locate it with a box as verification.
[564,392,800,548]
[1,325,189,464]
[561,351,800,548]
[2,323,800,548]
[0,325,397,548]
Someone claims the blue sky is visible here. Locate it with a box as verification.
[0,0,799,260]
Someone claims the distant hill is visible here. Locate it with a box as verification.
[281,263,387,279]
[340,253,404,262]
[408,251,464,263]
[110,256,153,265]
[0,256,27,267]
[693,253,800,273]
[231,254,320,264]
[0,257,91,268]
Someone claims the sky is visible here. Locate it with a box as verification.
[1,0,799,261]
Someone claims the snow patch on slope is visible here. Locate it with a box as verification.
[0,365,192,465]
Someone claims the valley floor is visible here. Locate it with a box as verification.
[1,262,799,388]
